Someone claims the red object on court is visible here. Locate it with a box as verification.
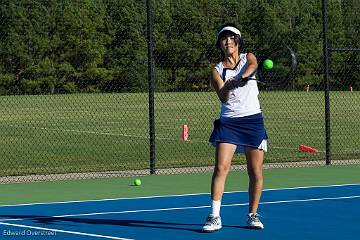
[298,144,320,153]
[182,124,189,141]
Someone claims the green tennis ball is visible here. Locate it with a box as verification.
[134,179,142,186]
[263,59,273,70]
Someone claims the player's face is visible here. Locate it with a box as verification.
[220,34,238,55]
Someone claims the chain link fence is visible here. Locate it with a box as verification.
[0,0,359,183]
[323,0,360,163]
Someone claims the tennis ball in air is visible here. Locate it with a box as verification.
[263,59,274,70]
[134,179,142,186]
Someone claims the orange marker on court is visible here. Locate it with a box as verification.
[299,144,320,153]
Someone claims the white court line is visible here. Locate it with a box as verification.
[2,195,360,222]
[1,183,359,208]
[0,221,134,240]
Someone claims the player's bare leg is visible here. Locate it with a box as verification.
[203,143,236,232]
[246,147,264,229]
[211,143,237,200]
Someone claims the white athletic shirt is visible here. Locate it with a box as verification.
[215,53,262,118]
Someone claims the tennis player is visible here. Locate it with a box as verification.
[202,23,268,232]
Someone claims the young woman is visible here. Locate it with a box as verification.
[202,23,267,232]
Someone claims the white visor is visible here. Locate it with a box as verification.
[217,26,241,38]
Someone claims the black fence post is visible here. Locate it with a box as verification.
[322,0,331,165]
[146,0,156,174]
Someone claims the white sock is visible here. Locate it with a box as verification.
[211,200,221,217]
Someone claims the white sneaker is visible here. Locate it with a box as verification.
[247,213,264,229]
[202,214,222,232]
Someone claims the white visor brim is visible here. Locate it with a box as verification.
[217,26,241,38]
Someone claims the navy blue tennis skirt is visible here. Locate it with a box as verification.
[209,113,268,153]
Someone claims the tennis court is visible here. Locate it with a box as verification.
[1,165,359,240]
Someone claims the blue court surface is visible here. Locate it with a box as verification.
[0,184,359,240]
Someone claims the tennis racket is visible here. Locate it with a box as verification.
[255,45,297,90]
[228,45,297,89]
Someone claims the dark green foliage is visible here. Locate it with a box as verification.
[0,0,358,94]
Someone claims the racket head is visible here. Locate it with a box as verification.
[256,45,297,90]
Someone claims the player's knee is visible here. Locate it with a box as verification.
[214,164,230,176]
[248,169,263,181]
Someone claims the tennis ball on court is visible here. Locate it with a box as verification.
[134,179,142,186]
[263,59,273,70]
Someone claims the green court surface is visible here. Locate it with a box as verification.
[0,164,359,205]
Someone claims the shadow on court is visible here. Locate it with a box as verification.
[0,214,256,233]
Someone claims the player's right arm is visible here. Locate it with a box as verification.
[211,68,234,103]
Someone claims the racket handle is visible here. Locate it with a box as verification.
[230,77,247,87]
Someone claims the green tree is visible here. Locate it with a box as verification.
[104,0,148,92]
[0,0,112,94]
[153,0,223,91]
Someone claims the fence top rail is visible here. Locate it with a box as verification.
[329,48,360,52]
